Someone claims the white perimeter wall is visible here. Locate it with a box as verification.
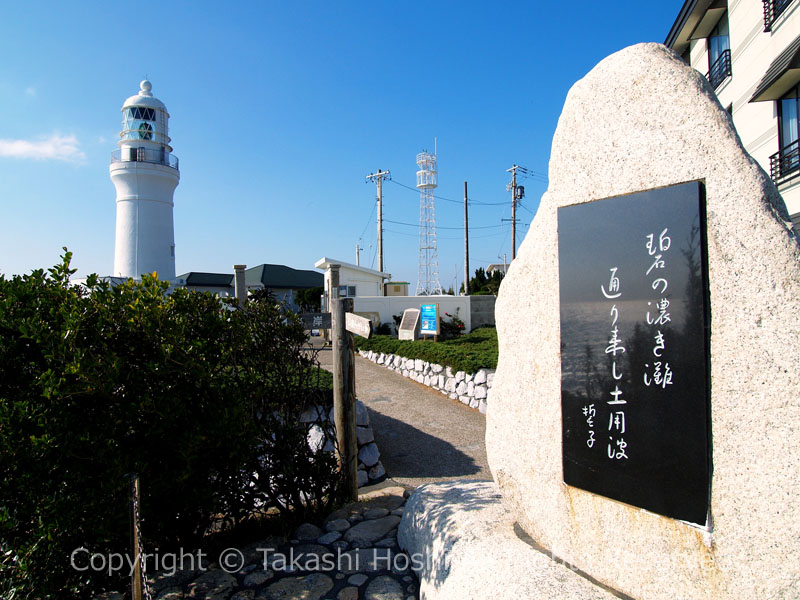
[354,296,474,332]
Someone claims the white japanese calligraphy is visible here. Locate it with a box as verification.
[601,267,622,299]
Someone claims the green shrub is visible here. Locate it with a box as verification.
[0,252,339,599]
[354,327,497,374]
[374,322,393,336]
[439,308,466,340]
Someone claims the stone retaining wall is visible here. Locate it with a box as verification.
[358,350,494,414]
[301,401,385,488]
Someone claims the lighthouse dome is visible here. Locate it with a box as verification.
[122,80,168,112]
[119,80,171,148]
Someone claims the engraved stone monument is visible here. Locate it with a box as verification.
[399,43,800,600]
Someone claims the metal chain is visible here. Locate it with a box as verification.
[131,478,154,600]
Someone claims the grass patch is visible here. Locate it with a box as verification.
[354,327,497,374]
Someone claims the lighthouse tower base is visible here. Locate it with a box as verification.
[111,161,178,280]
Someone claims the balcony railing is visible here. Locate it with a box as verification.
[706,49,732,90]
[770,140,800,183]
[763,0,794,31]
[110,147,179,170]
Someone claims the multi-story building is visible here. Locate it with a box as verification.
[666,0,800,227]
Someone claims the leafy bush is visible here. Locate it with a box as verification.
[374,322,393,336]
[354,327,497,374]
[0,252,339,599]
[440,308,466,340]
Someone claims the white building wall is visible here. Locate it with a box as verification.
[685,1,800,219]
[323,264,384,299]
[339,265,383,296]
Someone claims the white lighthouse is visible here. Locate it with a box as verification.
[110,80,179,280]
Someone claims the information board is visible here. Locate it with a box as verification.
[557,181,710,525]
[420,303,439,336]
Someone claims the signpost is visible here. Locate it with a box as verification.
[300,312,331,331]
[419,303,440,340]
[345,312,372,339]
[331,298,358,502]
[557,181,710,525]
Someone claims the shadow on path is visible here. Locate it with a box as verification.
[353,355,491,488]
[367,408,483,480]
[312,340,490,488]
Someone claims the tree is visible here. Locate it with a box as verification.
[0,252,339,599]
[295,286,323,312]
[464,267,504,295]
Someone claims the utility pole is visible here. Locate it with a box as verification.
[464,181,469,296]
[506,165,527,260]
[366,169,391,276]
[356,243,362,267]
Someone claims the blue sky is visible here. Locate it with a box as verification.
[0,1,684,290]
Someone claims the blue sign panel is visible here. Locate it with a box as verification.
[420,303,439,335]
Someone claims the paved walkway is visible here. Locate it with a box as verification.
[315,344,491,489]
[136,487,418,600]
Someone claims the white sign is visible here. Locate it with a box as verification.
[345,312,372,338]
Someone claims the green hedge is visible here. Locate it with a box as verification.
[0,252,339,599]
[354,327,498,374]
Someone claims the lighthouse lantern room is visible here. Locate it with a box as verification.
[110,80,180,280]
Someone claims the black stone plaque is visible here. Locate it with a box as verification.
[300,312,331,330]
[557,181,710,525]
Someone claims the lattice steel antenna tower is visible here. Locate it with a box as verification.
[416,146,443,295]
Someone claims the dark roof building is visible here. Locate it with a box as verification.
[245,264,322,290]
[177,272,234,288]
[177,264,322,309]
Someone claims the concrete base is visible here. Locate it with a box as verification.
[398,480,619,600]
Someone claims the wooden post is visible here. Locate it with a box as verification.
[129,474,142,600]
[324,264,341,344]
[332,297,358,501]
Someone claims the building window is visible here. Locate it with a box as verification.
[763,0,795,32]
[772,84,800,182]
[338,285,357,298]
[707,13,731,90]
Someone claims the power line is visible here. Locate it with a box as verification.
[384,217,503,230]
[358,200,377,241]
[384,228,505,240]
[387,179,511,206]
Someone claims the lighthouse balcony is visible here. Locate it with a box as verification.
[111,147,179,170]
